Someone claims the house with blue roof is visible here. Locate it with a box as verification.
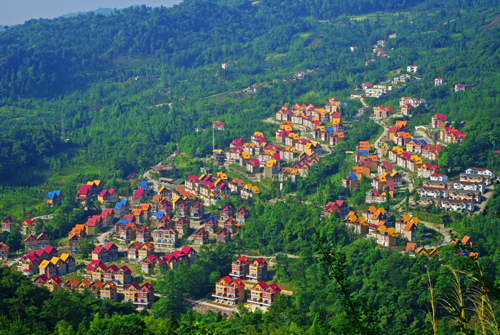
[342,174,359,192]
[359,150,369,156]
[45,190,63,207]
[153,212,164,220]
[114,200,130,218]
[138,181,148,190]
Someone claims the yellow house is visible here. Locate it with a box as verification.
[101,282,118,302]
[44,275,62,292]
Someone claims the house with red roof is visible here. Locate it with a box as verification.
[97,189,119,204]
[132,188,145,206]
[100,208,115,227]
[455,83,466,92]
[92,246,108,262]
[0,242,9,260]
[217,228,231,244]
[194,227,209,245]
[432,113,446,129]
[246,159,261,174]
[104,242,119,261]
[141,254,164,274]
[21,219,35,235]
[248,258,268,282]
[374,106,393,118]
[175,217,190,235]
[230,256,251,279]
[361,82,373,90]
[213,276,246,306]
[440,127,466,144]
[44,275,63,292]
[190,201,204,220]
[124,281,154,309]
[434,78,444,86]
[249,281,282,308]
[137,225,152,243]
[236,207,249,223]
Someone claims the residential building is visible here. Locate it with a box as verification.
[138,242,155,260]
[0,242,9,260]
[128,242,142,260]
[45,190,63,207]
[190,201,204,220]
[236,207,249,223]
[212,276,245,306]
[124,282,154,309]
[44,275,62,292]
[205,216,219,233]
[249,282,282,308]
[21,219,36,235]
[434,78,444,86]
[97,189,119,204]
[194,227,209,245]
[2,216,13,232]
[101,282,118,301]
[230,256,250,279]
[137,225,152,243]
[407,65,421,73]
[175,217,190,235]
[432,113,446,129]
[153,226,178,249]
[247,258,268,282]
[217,228,231,243]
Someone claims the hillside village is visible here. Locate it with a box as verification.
[0,52,496,315]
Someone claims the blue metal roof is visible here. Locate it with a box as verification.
[139,181,148,189]
[347,174,359,181]
[119,219,130,224]
[411,139,418,144]
[154,212,164,219]
[420,139,428,146]
[359,150,369,156]
[325,128,334,133]
[46,190,61,199]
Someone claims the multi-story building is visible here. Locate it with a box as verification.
[175,217,190,235]
[124,282,155,309]
[153,226,178,249]
[137,225,152,243]
[217,228,231,243]
[212,276,246,306]
[247,258,268,282]
[194,227,209,245]
[230,256,250,279]
[249,282,282,308]
[190,201,204,220]
[0,242,9,260]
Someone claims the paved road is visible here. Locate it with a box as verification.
[373,120,389,160]
[32,214,53,220]
[418,220,455,247]
[475,184,495,215]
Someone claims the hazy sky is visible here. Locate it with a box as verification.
[1,0,182,26]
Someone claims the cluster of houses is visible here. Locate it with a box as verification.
[18,245,76,277]
[213,256,283,309]
[344,206,423,247]
[412,168,495,212]
[33,268,154,309]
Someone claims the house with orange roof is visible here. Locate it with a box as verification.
[120,222,137,241]
[367,225,398,247]
[213,276,246,306]
[77,278,92,294]
[101,281,118,302]
[63,277,80,291]
[138,242,155,260]
[128,242,142,260]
